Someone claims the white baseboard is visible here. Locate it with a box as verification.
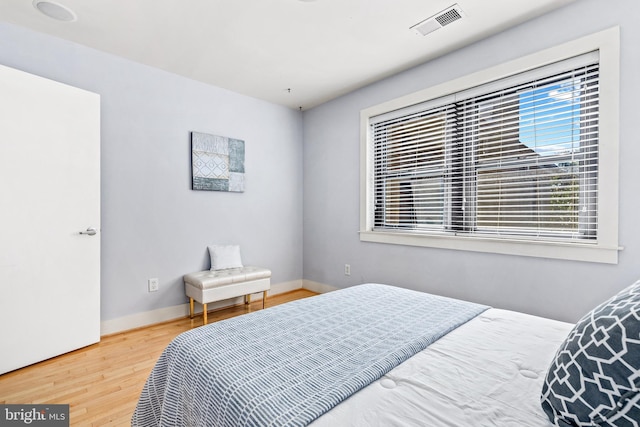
[271,279,304,295]
[303,280,338,294]
[100,280,303,336]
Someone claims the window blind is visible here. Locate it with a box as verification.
[371,53,600,243]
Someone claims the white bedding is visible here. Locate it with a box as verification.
[310,308,573,427]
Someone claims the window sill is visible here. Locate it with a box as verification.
[359,230,621,264]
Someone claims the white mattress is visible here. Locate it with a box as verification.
[310,308,573,427]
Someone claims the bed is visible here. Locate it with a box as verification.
[133,282,640,427]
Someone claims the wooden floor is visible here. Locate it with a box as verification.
[0,289,317,426]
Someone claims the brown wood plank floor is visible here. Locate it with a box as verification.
[0,289,318,426]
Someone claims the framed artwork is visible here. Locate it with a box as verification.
[191,131,245,192]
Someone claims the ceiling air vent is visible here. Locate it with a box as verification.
[411,4,464,36]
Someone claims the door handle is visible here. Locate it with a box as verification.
[79,227,97,236]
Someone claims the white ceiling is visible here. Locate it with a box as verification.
[0,0,576,110]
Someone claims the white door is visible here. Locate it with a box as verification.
[0,64,100,375]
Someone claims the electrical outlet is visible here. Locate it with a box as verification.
[148,278,159,292]
[344,264,351,276]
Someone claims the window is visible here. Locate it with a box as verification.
[360,28,620,263]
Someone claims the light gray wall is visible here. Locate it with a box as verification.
[302,0,640,323]
[3,0,638,325]
[0,22,303,321]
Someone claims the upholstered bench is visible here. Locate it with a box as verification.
[184,266,271,325]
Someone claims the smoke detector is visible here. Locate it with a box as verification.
[411,4,465,36]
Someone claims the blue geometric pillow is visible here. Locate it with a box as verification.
[541,280,640,426]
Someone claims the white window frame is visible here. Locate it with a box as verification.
[360,27,621,264]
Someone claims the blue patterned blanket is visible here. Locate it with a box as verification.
[132,283,488,427]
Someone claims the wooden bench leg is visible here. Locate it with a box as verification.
[245,294,251,305]
[203,303,208,325]
[263,291,267,309]
[189,298,194,319]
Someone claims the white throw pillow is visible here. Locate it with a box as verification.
[208,245,243,270]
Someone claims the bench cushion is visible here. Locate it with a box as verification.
[184,266,271,290]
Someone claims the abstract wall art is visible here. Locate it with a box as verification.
[191,131,245,192]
